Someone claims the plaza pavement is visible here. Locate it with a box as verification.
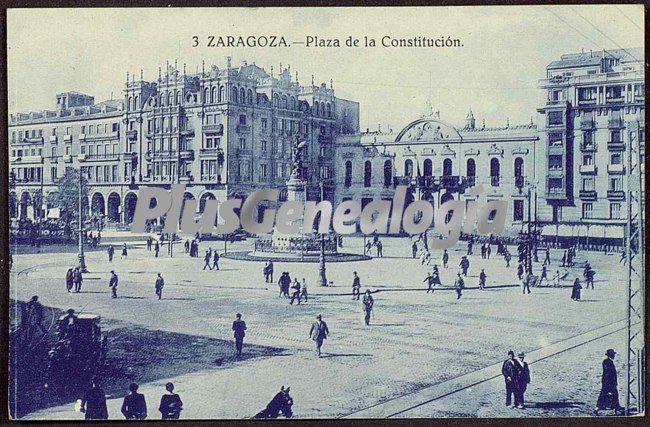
[11,234,631,419]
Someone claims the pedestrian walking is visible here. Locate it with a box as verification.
[25,295,47,336]
[278,272,291,298]
[121,243,128,259]
[459,256,470,276]
[540,265,548,286]
[487,244,492,259]
[561,250,567,267]
[362,290,374,326]
[571,277,582,301]
[289,279,302,305]
[203,250,212,270]
[517,262,524,280]
[232,313,247,358]
[81,378,109,420]
[146,237,152,251]
[595,349,624,415]
[66,267,74,292]
[376,240,383,257]
[154,241,160,258]
[73,267,83,293]
[412,241,418,259]
[442,249,449,268]
[584,262,595,290]
[107,245,114,263]
[352,271,361,300]
[155,273,164,300]
[211,251,220,270]
[522,273,533,294]
[300,278,308,302]
[467,239,473,255]
[502,350,520,408]
[552,270,561,287]
[184,240,190,254]
[109,270,118,299]
[454,273,464,299]
[481,243,486,259]
[121,383,147,420]
[504,251,511,268]
[515,352,530,409]
[309,314,329,357]
[479,268,487,290]
[364,241,372,256]
[158,382,183,419]
[543,247,551,266]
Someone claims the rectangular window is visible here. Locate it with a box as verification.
[610,152,622,165]
[80,145,86,154]
[261,118,268,129]
[582,177,594,191]
[51,147,57,157]
[239,115,246,125]
[52,128,57,136]
[81,125,86,134]
[89,125,94,134]
[582,202,593,219]
[609,177,621,191]
[113,122,119,132]
[261,140,267,151]
[582,155,593,166]
[239,138,246,149]
[66,146,71,155]
[51,167,57,180]
[548,132,563,146]
[611,130,622,142]
[260,164,267,179]
[548,111,563,126]
[610,203,621,219]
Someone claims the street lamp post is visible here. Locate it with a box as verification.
[78,168,87,272]
[319,181,327,287]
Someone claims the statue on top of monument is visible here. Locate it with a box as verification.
[291,136,307,179]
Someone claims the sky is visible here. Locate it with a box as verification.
[7,5,644,132]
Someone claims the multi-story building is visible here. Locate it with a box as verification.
[334,106,539,236]
[537,48,644,245]
[9,59,359,225]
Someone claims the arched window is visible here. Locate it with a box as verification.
[134,95,139,110]
[232,86,238,103]
[282,95,288,109]
[344,161,352,188]
[127,96,133,111]
[514,157,524,188]
[320,103,325,116]
[313,101,319,116]
[423,159,433,176]
[290,96,296,109]
[404,159,414,177]
[247,89,253,104]
[167,92,173,106]
[364,160,372,187]
[326,103,331,117]
[443,158,452,176]
[203,88,209,103]
[384,160,392,187]
[211,87,217,103]
[490,158,500,187]
[240,88,246,104]
[466,158,476,185]
[175,91,181,105]
[219,86,225,102]
[273,93,279,107]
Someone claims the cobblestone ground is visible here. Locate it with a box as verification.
[10,234,630,419]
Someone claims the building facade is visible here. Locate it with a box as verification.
[9,59,359,224]
[537,48,645,243]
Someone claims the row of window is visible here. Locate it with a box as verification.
[81,165,120,183]
[581,176,622,192]
[582,202,623,219]
[11,123,120,143]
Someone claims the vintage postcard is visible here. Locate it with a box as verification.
[6,5,646,420]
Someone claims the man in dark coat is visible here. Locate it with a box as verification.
[155,273,164,300]
[442,249,449,268]
[352,272,361,300]
[212,251,220,270]
[571,278,582,301]
[362,290,374,326]
[459,256,470,276]
[121,243,128,259]
[309,314,329,357]
[107,245,114,263]
[515,352,530,408]
[454,273,464,300]
[412,241,418,259]
[159,382,183,419]
[502,350,520,408]
[203,250,212,270]
[289,279,302,305]
[154,241,160,258]
[184,239,190,254]
[596,349,624,414]
[109,270,119,299]
[73,267,83,293]
[121,383,147,419]
[81,379,109,420]
[232,313,247,358]
[478,269,487,290]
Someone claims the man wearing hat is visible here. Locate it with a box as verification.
[596,349,624,414]
[309,314,329,357]
[232,313,247,358]
[501,350,520,408]
[515,352,530,408]
[109,270,119,299]
[362,290,374,326]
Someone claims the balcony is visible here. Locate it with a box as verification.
[580,119,596,130]
[236,124,251,134]
[578,98,597,106]
[48,135,58,143]
[180,128,195,137]
[607,141,625,151]
[605,96,625,104]
[546,188,566,199]
[579,164,597,174]
[23,136,44,143]
[548,144,565,155]
[547,167,564,178]
[608,118,625,128]
[607,190,625,201]
[84,131,120,141]
[579,190,597,200]
[547,120,564,128]
[203,124,223,134]
[393,176,413,187]
[126,130,138,140]
[580,142,597,151]
[236,148,252,156]
[179,149,195,160]
[607,163,625,174]
[78,154,121,162]
[63,135,72,143]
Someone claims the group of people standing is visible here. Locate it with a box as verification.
[276,272,308,305]
[502,350,531,409]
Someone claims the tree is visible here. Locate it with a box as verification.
[55,168,89,225]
